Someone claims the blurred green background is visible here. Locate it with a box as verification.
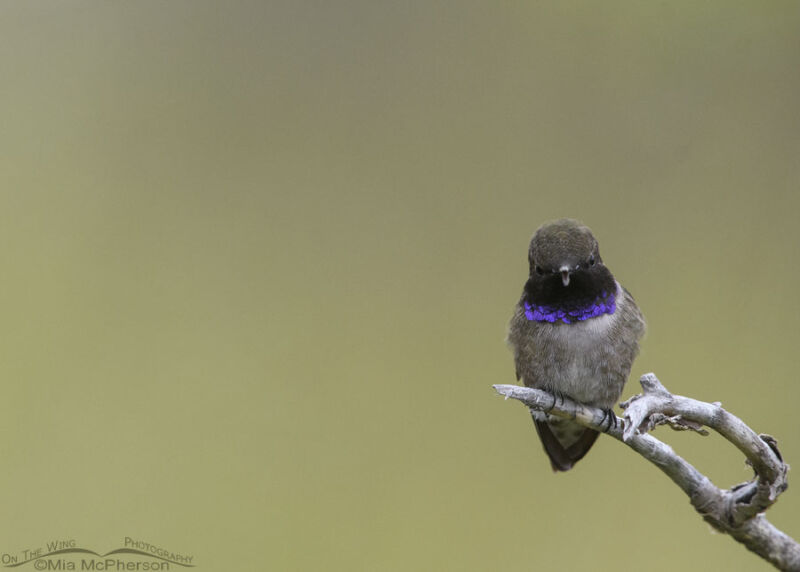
[0,2,798,570]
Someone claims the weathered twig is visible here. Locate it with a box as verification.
[493,373,799,571]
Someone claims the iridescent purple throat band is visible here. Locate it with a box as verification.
[524,293,616,324]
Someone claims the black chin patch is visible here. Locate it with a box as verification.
[524,266,615,309]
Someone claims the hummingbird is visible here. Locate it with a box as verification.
[507,219,646,471]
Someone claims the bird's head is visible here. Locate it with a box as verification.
[525,219,615,303]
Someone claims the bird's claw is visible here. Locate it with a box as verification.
[602,408,618,432]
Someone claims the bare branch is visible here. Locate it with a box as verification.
[493,373,800,571]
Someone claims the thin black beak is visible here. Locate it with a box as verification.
[560,266,570,287]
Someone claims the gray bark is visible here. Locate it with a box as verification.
[493,373,800,571]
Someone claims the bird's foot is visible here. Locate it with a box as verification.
[602,408,618,432]
[546,391,567,413]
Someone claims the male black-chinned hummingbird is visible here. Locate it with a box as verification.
[507,219,646,471]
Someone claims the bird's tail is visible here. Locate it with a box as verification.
[532,411,600,472]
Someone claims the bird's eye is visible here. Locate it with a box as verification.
[589,255,596,266]
[535,265,544,275]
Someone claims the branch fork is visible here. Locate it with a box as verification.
[493,373,798,571]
